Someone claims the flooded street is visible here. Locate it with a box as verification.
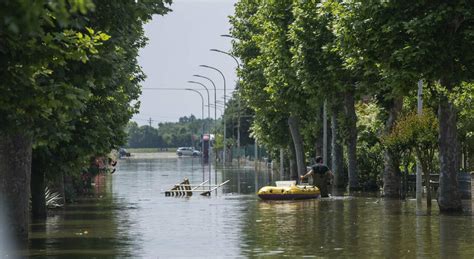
[27,154,474,258]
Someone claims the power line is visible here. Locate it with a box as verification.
[142,87,235,91]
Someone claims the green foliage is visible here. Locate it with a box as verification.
[222,93,255,147]
[455,82,474,170]
[290,0,346,99]
[0,0,101,134]
[384,110,439,154]
[48,2,173,195]
[230,0,290,149]
[384,109,439,188]
[230,0,474,200]
[1,0,173,205]
[257,0,305,113]
[127,122,165,148]
[126,116,214,149]
[355,102,385,189]
[454,82,474,141]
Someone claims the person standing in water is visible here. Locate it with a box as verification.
[300,156,333,197]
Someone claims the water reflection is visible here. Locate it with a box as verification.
[240,197,474,258]
[24,154,474,257]
[0,200,16,258]
[439,214,474,258]
[28,176,133,257]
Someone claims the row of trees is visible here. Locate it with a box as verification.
[126,107,257,151]
[229,0,473,211]
[126,116,208,148]
[0,0,171,242]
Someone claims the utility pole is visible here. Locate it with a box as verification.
[280,148,284,180]
[323,100,328,165]
[254,139,258,171]
[187,80,211,186]
[148,117,153,127]
[416,80,423,208]
[185,88,205,182]
[237,92,241,168]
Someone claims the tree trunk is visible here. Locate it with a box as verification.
[437,93,462,211]
[31,150,47,219]
[423,161,432,208]
[315,104,324,158]
[327,115,332,168]
[463,144,468,170]
[288,116,306,180]
[0,132,32,241]
[416,149,432,208]
[344,88,359,191]
[288,144,297,181]
[331,105,345,188]
[315,135,323,158]
[383,97,403,198]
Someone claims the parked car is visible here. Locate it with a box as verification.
[176,147,201,157]
[118,148,131,158]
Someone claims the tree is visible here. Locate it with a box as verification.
[291,0,360,189]
[0,0,172,240]
[335,1,474,211]
[230,0,295,176]
[223,94,255,147]
[256,0,308,179]
[455,82,474,171]
[385,110,439,207]
[156,115,208,148]
[30,22,110,220]
[37,0,172,204]
[0,0,99,240]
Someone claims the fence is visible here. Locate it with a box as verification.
[230,144,268,162]
[406,172,472,199]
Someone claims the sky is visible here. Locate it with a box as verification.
[134,0,239,126]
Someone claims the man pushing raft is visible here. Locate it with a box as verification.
[300,156,333,197]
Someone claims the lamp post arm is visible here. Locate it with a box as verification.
[188,81,211,126]
[210,49,240,68]
[185,88,205,126]
[194,74,218,135]
[199,65,226,99]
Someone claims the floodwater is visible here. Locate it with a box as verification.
[23,153,474,258]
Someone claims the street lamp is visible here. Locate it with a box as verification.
[206,104,223,117]
[184,88,204,136]
[200,64,227,167]
[193,75,217,135]
[194,75,219,184]
[210,48,242,167]
[210,49,241,68]
[188,81,213,187]
[185,88,206,182]
[187,81,211,131]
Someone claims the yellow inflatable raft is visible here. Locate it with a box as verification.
[257,181,320,200]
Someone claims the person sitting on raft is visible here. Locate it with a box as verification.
[300,156,333,197]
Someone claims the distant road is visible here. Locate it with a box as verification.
[127,151,177,159]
